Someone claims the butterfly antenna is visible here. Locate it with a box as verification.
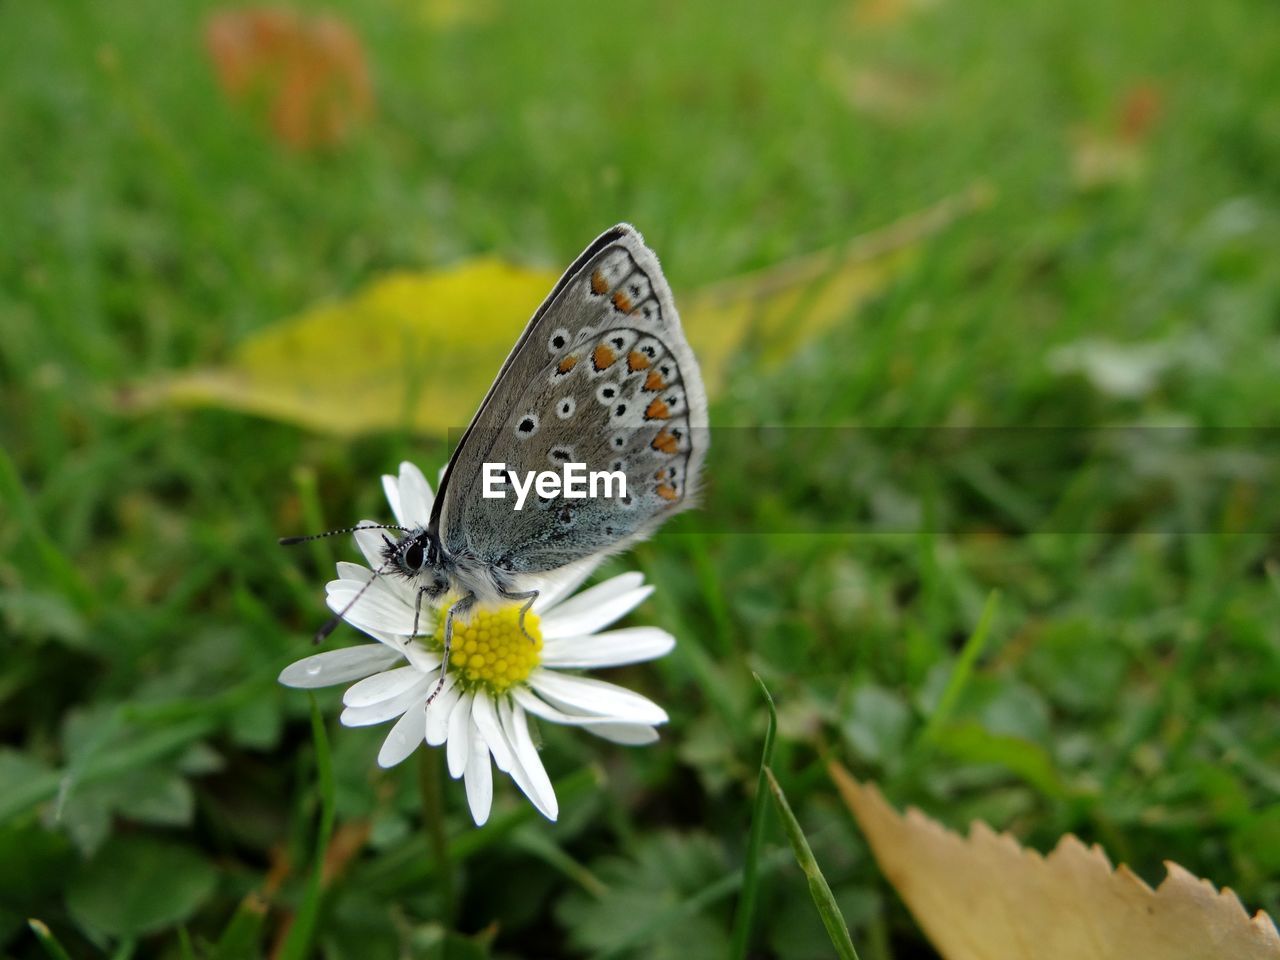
[279,524,409,546]
[311,559,393,645]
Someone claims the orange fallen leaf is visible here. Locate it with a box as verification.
[204,7,373,149]
[846,0,944,28]
[1117,83,1162,144]
[831,762,1280,960]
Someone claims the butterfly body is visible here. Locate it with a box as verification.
[382,524,529,609]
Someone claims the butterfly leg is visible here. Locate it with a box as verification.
[499,588,540,644]
[412,586,431,638]
[427,592,475,705]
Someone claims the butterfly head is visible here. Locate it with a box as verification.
[383,528,450,596]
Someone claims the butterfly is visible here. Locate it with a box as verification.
[284,224,708,696]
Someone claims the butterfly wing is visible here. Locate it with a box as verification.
[432,224,708,574]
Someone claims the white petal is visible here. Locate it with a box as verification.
[377,703,426,767]
[340,674,434,726]
[338,557,421,608]
[343,664,429,707]
[328,570,430,633]
[465,734,493,826]
[336,560,373,582]
[542,571,642,618]
[382,474,403,525]
[470,693,514,773]
[527,670,668,724]
[349,628,439,673]
[541,579,654,639]
[500,699,557,820]
[278,645,402,688]
[583,722,660,745]
[512,693,663,746]
[401,643,441,675]
[512,688,661,730]
[327,580,421,636]
[541,626,675,668]
[398,462,435,526]
[532,558,602,614]
[353,521,389,569]
[446,693,473,779]
[424,676,460,745]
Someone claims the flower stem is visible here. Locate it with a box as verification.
[418,747,455,923]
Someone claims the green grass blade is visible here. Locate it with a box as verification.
[292,464,335,575]
[729,672,779,959]
[0,447,96,614]
[27,920,73,960]
[765,767,862,960]
[211,894,268,960]
[278,696,337,960]
[920,589,1000,744]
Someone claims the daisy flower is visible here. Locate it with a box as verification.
[279,461,674,825]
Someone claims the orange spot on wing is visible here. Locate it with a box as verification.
[651,428,678,455]
[557,355,578,374]
[656,483,679,501]
[644,370,667,391]
[612,291,633,312]
[592,344,617,370]
[645,398,671,420]
[627,351,650,371]
[591,270,608,295]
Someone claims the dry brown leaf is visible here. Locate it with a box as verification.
[830,762,1280,960]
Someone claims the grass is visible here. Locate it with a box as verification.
[2,0,1279,956]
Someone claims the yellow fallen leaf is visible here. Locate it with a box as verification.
[124,186,990,435]
[130,260,559,436]
[687,184,991,398]
[830,762,1280,960]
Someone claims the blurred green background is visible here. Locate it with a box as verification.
[2,0,1279,957]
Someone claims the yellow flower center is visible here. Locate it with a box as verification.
[435,603,543,695]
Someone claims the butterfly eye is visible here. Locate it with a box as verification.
[402,541,425,571]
